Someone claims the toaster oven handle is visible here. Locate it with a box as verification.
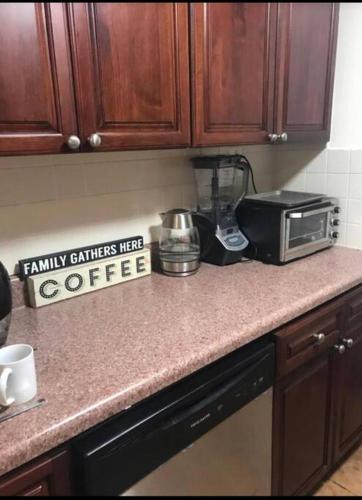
[287,212,305,219]
[287,205,334,219]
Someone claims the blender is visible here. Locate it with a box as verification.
[0,261,12,346]
[191,154,250,265]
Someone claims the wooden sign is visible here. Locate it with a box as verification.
[18,236,144,280]
[27,248,151,308]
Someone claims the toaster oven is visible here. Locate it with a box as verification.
[236,191,340,265]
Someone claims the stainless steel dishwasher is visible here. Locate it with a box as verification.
[73,337,275,496]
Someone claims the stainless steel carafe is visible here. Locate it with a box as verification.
[159,209,200,277]
[0,262,12,346]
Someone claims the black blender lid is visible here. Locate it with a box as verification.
[244,190,325,207]
[191,154,247,169]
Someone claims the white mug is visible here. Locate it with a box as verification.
[0,344,37,407]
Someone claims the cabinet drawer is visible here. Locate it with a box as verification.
[344,285,362,330]
[273,300,344,379]
[0,449,71,496]
[20,480,50,496]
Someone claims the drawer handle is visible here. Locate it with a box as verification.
[312,333,326,345]
[342,338,354,349]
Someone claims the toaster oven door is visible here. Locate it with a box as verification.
[281,206,333,262]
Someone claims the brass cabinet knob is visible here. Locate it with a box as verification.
[342,338,354,349]
[334,344,346,355]
[313,333,326,345]
[88,133,102,148]
[268,132,288,144]
[66,135,81,150]
[279,132,288,142]
[268,133,278,144]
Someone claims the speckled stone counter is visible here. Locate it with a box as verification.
[0,246,362,478]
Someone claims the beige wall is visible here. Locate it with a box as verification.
[272,4,362,251]
[0,145,274,274]
[329,3,362,149]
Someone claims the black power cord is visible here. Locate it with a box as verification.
[236,154,258,264]
[249,163,258,194]
[239,154,258,194]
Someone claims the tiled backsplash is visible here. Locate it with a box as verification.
[0,145,274,274]
[1,143,360,275]
[273,147,362,249]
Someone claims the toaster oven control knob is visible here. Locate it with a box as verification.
[331,219,340,226]
[334,206,341,214]
[330,231,339,239]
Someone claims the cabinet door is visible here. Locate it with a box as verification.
[333,289,362,462]
[0,449,72,496]
[191,3,277,146]
[68,3,190,151]
[272,354,334,496]
[274,3,339,143]
[0,3,77,156]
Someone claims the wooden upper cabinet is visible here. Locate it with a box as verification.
[68,3,191,151]
[0,3,77,155]
[191,3,277,146]
[0,2,340,156]
[274,3,339,143]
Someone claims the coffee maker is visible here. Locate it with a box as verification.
[191,154,250,265]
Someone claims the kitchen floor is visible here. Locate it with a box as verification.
[315,445,362,496]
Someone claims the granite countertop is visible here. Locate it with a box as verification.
[0,246,362,478]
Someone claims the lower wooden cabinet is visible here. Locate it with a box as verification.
[272,354,334,496]
[272,285,362,496]
[333,320,362,463]
[0,449,71,496]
